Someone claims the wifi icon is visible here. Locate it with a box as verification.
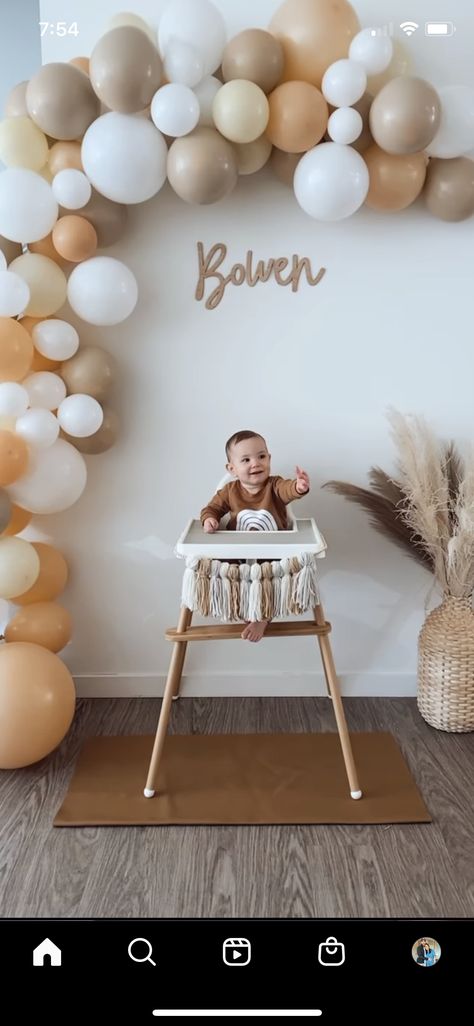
[400,21,419,35]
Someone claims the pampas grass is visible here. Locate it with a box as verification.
[324,409,474,600]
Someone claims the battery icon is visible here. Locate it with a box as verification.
[425,21,456,35]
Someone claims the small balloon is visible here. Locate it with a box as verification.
[57,394,104,437]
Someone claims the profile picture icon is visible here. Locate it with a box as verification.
[412,937,441,967]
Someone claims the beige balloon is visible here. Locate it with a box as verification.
[364,145,428,211]
[234,136,272,175]
[108,12,156,45]
[0,641,75,768]
[62,404,119,454]
[222,29,284,94]
[213,80,269,144]
[60,346,116,400]
[78,189,128,247]
[0,536,40,599]
[26,63,100,140]
[350,92,374,154]
[168,127,238,204]
[90,26,162,113]
[0,116,48,170]
[4,81,29,118]
[8,254,67,317]
[5,601,73,653]
[0,235,22,266]
[270,0,360,88]
[49,141,83,175]
[424,157,474,222]
[368,40,412,96]
[267,80,328,152]
[270,147,301,185]
[0,488,12,533]
[370,76,441,155]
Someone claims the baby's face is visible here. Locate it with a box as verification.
[227,436,271,489]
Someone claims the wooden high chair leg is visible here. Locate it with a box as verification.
[313,604,362,800]
[144,606,192,798]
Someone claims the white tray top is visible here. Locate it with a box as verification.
[175,518,327,558]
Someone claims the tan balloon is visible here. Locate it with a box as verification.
[62,404,119,454]
[5,601,73,653]
[28,232,70,269]
[4,81,29,117]
[0,536,39,599]
[8,254,67,317]
[350,92,374,154]
[26,63,100,140]
[78,189,128,247]
[270,0,360,88]
[1,503,32,537]
[368,40,412,96]
[0,431,29,486]
[0,235,22,266]
[270,147,301,185]
[52,215,98,262]
[0,319,33,382]
[168,127,238,204]
[69,56,90,75]
[14,542,68,605]
[90,26,162,113]
[0,116,48,170]
[222,29,284,94]
[364,145,428,211]
[267,81,328,152]
[213,80,269,144]
[60,346,116,400]
[49,141,83,175]
[234,135,272,175]
[370,77,441,156]
[424,157,474,222]
[0,488,12,532]
[0,641,75,768]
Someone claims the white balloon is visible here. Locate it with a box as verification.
[22,371,66,411]
[15,408,59,449]
[0,537,40,599]
[7,438,87,514]
[322,59,367,108]
[426,85,474,158]
[159,0,226,77]
[328,107,363,145]
[151,83,200,137]
[57,394,104,438]
[32,319,79,361]
[164,39,204,87]
[0,167,58,243]
[67,256,138,326]
[52,169,92,210]
[81,113,167,204]
[0,269,30,316]
[0,382,29,417]
[294,143,369,221]
[194,75,222,126]
[349,28,393,76]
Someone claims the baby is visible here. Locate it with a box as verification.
[200,430,310,642]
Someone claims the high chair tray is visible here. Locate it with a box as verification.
[176,518,327,558]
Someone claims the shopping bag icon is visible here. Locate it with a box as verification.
[318,936,345,966]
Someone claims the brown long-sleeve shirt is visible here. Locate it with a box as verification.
[200,476,306,530]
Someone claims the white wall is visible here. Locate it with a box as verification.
[31,0,474,697]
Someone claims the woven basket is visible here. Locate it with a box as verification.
[417,595,474,732]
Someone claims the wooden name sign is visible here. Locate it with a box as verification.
[195,242,327,310]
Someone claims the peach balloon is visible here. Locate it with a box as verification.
[5,601,73,653]
[14,541,68,605]
[0,641,75,768]
[0,430,29,485]
[364,145,428,211]
[48,140,83,175]
[267,81,328,152]
[70,57,90,75]
[29,233,71,268]
[0,318,33,382]
[270,0,360,88]
[52,215,98,262]
[30,350,61,372]
[1,503,32,536]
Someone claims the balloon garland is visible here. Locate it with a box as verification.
[0,0,473,769]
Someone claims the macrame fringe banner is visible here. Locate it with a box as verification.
[181,554,320,621]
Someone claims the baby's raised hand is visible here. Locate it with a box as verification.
[203,517,219,533]
[295,466,310,494]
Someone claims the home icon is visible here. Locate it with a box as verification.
[33,938,62,966]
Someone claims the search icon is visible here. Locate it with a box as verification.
[128,937,157,966]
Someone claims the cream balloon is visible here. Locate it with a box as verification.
[0,383,28,417]
[7,438,87,514]
[57,394,104,437]
[22,371,66,411]
[0,537,40,599]
[15,408,59,449]
[0,116,48,170]
[67,256,138,326]
[0,168,58,244]
[0,270,30,317]
[212,80,269,143]
[32,320,79,362]
[81,112,167,204]
[8,254,67,317]
[52,169,92,209]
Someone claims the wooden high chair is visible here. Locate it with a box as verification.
[144,517,362,801]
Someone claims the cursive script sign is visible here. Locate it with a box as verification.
[195,242,327,310]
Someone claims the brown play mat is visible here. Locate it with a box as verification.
[54,731,431,826]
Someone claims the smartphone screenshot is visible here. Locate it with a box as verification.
[0,0,472,1018]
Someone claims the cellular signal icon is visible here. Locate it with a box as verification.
[400,21,419,36]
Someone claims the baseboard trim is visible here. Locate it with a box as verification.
[75,672,417,699]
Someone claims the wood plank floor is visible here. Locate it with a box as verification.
[0,697,472,919]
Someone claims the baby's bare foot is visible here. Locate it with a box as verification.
[241,620,269,642]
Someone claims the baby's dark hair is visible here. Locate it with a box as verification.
[225,430,267,460]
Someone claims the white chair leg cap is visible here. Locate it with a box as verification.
[172,694,180,701]
[144,788,155,798]
[351,789,362,800]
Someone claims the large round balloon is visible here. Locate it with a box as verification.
[426,86,474,159]
[8,253,67,317]
[0,382,29,417]
[0,537,40,599]
[0,641,75,768]
[294,142,369,220]
[81,112,167,203]
[26,62,100,140]
[0,168,58,243]
[15,408,59,449]
[212,80,269,143]
[222,29,284,94]
[267,81,328,152]
[269,0,360,88]
[90,26,162,113]
[370,76,441,155]
[424,157,474,222]
[167,127,238,204]
[5,601,73,653]
[159,0,226,77]
[7,438,87,514]
[67,256,138,325]
[364,145,428,211]
[0,116,49,170]
[60,346,116,400]
[0,318,33,382]
[14,541,68,604]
